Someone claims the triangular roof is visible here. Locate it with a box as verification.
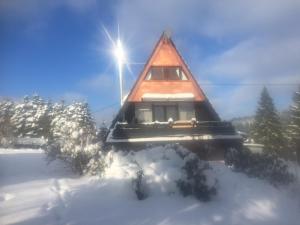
[127,32,207,102]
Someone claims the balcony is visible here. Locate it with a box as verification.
[107,120,241,143]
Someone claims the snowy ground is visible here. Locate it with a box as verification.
[0,148,300,225]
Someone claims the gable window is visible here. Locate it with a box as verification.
[145,66,188,80]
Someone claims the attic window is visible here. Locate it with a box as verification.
[145,66,188,80]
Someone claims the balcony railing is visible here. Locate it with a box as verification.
[110,120,239,141]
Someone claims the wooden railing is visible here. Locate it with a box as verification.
[112,121,238,140]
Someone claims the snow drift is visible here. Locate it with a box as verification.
[103,145,217,199]
[1,147,300,225]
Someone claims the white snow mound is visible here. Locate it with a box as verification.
[103,145,205,196]
[1,147,300,225]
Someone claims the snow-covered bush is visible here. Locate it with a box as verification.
[45,139,61,161]
[47,102,103,175]
[103,145,218,201]
[84,152,106,176]
[177,156,217,201]
[132,168,148,200]
[225,147,294,186]
[103,146,176,198]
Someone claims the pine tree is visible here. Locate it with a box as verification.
[50,101,66,139]
[0,99,15,146]
[287,86,300,164]
[11,95,51,138]
[30,95,52,138]
[251,87,286,156]
[49,101,100,174]
[11,96,31,137]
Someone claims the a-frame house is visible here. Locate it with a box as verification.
[106,32,241,150]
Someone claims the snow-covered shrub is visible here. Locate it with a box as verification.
[45,139,61,162]
[132,168,148,200]
[70,149,93,174]
[47,102,103,175]
[84,152,106,176]
[103,145,218,201]
[225,147,294,186]
[177,155,217,201]
[103,145,185,198]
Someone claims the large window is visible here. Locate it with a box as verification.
[135,103,152,123]
[135,102,195,123]
[166,105,178,120]
[178,102,195,120]
[153,104,178,121]
[145,66,188,80]
[153,105,165,121]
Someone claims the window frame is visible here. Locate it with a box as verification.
[152,103,179,122]
[135,103,153,123]
[145,66,189,81]
[135,102,195,123]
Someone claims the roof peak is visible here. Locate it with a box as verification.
[126,31,208,102]
[162,29,172,40]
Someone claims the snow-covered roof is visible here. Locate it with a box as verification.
[142,93,194,101]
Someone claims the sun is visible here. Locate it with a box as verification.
[114,38,126,65]
[102,25,128,106]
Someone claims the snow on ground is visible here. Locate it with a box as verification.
[0,147,300,225]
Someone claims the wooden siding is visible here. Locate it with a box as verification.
[127,33,207,102]
[129,81,205,102]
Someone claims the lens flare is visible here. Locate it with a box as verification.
[114,38,126,106]
[114,39,126,65]
[102,25,131,106]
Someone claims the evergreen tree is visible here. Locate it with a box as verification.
[251,87,286,156]
[287,86,300,164]
[11,96,31,137]
[31,95,52,138]
[11,95,51,138]
[50,101,66,139]
[0,99,15,146]
[49,102,100,174]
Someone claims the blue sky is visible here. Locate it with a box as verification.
[1,0,300,124]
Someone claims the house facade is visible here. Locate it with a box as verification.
[106,32,241,151]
